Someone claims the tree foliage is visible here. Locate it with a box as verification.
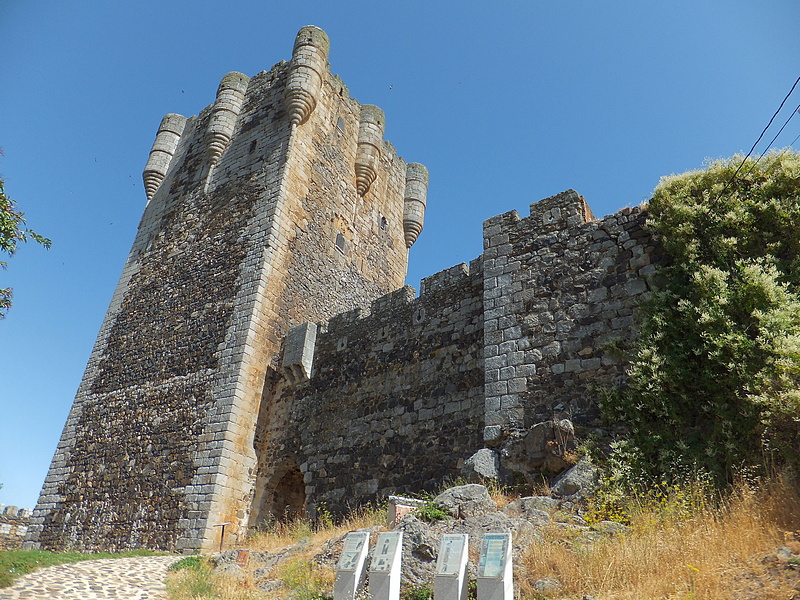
[0,176,51,317]
[602,151,800,486]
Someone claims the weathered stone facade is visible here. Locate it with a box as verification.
[27,26,664,553]
[0,506,31,551]
[251,260,486,525]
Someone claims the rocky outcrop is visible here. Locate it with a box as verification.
[433,484,497,519]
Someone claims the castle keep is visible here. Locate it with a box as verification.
[26,26,663,553]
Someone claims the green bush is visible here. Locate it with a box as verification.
[415,501,450,523]
[402,584,434,600]
[602,151,800,488]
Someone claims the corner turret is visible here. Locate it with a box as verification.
[284,25,330,127]
[142,113,187,201]
[403,163,429,247]
[354,105,385,197]
[206,72,250,165]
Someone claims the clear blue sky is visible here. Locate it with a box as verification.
[1,1,799,509]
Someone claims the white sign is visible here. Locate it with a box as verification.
[369,531,403,600]
[337,531,369,572]
[371,531,402,572]
[435,534,469,600]
[334,531,370,600]
[477,533,508,578]
[437,534,467,576]
[477,533,513,600]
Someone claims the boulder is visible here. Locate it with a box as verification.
[502,498,552,526]
[500,419,577,484]
[433,484,496,519]
[461,448,502,482]
[533,577,562,593]
[214,563,246,580]
[393,502,542,588]
[441,511,542,558]
[550,456,600,500]
[503,496,559,525]
[591,520,629,536]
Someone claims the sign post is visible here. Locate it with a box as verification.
[334,531,370,600]
[434,534,469,600]
[369,531,404,600]
[476,533,513,600]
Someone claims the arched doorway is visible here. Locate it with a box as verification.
[271,466,305,521]
[250,464,306,528]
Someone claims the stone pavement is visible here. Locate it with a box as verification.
[0,555,179,599]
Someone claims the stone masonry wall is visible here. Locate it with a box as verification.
[28,26,422,553]
[28,26,671,554]
[0,506,31,551]
[27,63,296,552]
[250,259,485,523]
[482,190,665,453]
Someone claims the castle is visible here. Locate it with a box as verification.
[25,26,662,553]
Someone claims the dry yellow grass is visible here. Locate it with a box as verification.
[167,480,800,600]
[520,477,800,599]
[247,503,387,556]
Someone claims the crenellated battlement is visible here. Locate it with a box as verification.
[320,257,485,339]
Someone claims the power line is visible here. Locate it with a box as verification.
[743,104,800,175]
[790,131,800,148]
[730,75,800,181]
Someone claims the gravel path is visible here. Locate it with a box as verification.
[0,555,179,599]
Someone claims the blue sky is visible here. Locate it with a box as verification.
[1,1,799,509]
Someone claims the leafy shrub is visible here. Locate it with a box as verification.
[415,501,449,523]
[402,584,434,600]
[602,151,800,487]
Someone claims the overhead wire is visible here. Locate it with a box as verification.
[729,75,800,182]
[742,104,800,175]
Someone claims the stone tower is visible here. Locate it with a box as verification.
[25,26,428,553]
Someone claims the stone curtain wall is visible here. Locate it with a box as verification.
[251,260,485,522]
[482,190,664,447]
[0,507,31,551]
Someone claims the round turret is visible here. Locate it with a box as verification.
[284,26,330,127]
[142,113,187,201]
[403,163,429,248]
[355,105,385,197]
[206,72,250,165]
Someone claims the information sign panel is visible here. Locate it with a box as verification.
[434,534,469,600]
[369,531,403,600]
[436,534,467,576]
[477,533,509,578]
[476,532,513,600]
[337,531,369,572]
[334,531,370,600]
[370,531,402,572]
